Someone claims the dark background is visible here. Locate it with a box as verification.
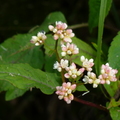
[0,0,120,43]
[0,0,120,120]
[0,0,88,43]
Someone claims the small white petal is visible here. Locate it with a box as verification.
[35,42,40,46]
[81,56,85,62]
[89,59,94,62]
[67,89,72,94]
[93,84,98,88]
[58,95,63,100]
[48,25,54,31]
[66,100,71,104]
[101,69,105,74]
[61,52,66,56]
[58,67,62,72]
[67,50,72,54]
[53,28,57,33]
[106,80,110,84]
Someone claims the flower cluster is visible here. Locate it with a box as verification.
[48,21,74,43]
[53,59,68,72]
[52,55,118,89]
[61,43,79,56]
[99,63,118,84]
[56,82,76,104]
[53,59,85,79]
[82,62,118,88]
[30,31,47,46]
[83,72,100,88]
[64,63,85,79]
[30,21,118,104]
[81,56,94,71]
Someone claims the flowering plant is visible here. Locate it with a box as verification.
[30,21,118,105]
[0,0,120,120]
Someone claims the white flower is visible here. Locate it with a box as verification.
[30,31,47,46]
[53,61,62,72]
[53,59,69,72]
[83,72,100,88]
[80,56,94,71]
[61,43,79,56]
[60,59,69,69]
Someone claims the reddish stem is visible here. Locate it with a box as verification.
[74,97,108,112]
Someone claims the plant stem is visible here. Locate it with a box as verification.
[96,0,107,75]
[68,23,88,29]
[55,40,65,82]
[74,97,108,112]
[69,23,119,32]
[55,40,60,62]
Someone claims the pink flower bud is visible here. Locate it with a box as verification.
[66,29,72,34]
[79,68,85,73]
[70,84,76,90]
[64,96,68,102]
[66,82,71,88]
[64,73,70,78]
[54,34,59,40]
[100,80,106,84]
[68,94,74,100]
[48,25,54,31]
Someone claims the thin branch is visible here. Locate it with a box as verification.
[55,40,60,62]
[68,23,119,32]
[74,97,109,112]
[55,40,65,82]
[68,23,88,29]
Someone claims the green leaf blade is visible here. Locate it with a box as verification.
[106,32,120,98]
[0,64,61,96]
[88,0,112,32]
[0,12,67,69]
[108,32,120,70]
[109,107,120,120]
[31,11,67,34]
[0,34,44,69]
[71,37,96,66]
[76,84,88,92]
[0,80,28,101]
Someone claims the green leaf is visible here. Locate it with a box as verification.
[0,80,28,101]
[109,107,120,120]
[57,37,96,66]
[0,34,44,69]
[0,12,66,69]
[108,32,120,70]
[43,34,58,72]
[76,84,88,92]
[70,37,96,66]
[0,63,61,95]
[31,11,67,34]
[103,81,120,97]
[88,0,112,32]
[105,32,120,98]
[0,11,66,100]
[44,34,56,55]
[44,54,57,72]
[5,88,28,101]
[107,98,120,109]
